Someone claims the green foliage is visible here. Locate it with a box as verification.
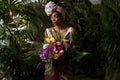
[0,0,120,80]
[77,0,120,79]
[0,0,47,79]
[98,0,120,80]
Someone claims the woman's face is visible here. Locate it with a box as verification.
[50,11,63,25]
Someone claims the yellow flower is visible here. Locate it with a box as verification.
[60,50,64,54]
[50,37,55,42]
[62,39,68,43]
[45,38,51,43]
[45,37,55,43]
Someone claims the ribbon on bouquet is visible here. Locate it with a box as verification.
[53,67,59,80]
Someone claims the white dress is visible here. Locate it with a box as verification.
[44,27,73,80]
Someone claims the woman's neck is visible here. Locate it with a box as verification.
[54,23,67,30]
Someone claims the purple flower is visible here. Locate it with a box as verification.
[63,43,69,50]
[40,47,51,62]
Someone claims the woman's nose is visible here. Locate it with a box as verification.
[52,18,56,21]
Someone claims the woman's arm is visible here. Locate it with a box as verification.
[71,27,77,48]
[69,27,77,55]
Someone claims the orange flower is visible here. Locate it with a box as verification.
[53,54,59,60]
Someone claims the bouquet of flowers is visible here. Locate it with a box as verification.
[39,37,69,63]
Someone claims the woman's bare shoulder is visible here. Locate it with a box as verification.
[70,27,77,35]
[69,27,75,32]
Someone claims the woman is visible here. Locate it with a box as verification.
[43,1,76,80]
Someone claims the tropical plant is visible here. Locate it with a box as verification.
[77,0,120,80]
[97,0,120,80]
[2,0,120,80]
[0,0,47,79]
